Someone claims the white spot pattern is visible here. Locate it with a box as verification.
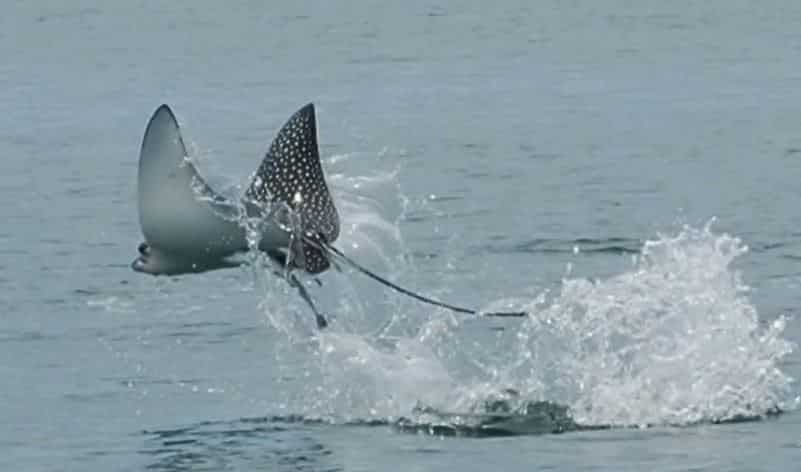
[246,103,339,274]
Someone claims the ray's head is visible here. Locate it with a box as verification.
[131,242,169,274]
[131,242,232,275]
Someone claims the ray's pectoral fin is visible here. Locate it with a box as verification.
[134,104,245,275]
[243,103,340,329]
[245,103,340,276]
[138,105,216,247]
[297,232,332,274]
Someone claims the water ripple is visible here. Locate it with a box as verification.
[478,237,642,256]
[141,417,340,471]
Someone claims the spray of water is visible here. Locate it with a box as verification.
[239,152,796,429]
[503,222,796,426]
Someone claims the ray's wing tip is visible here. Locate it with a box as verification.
[145,104,180,133]
[296,102,316,121]
[152,103,175,119]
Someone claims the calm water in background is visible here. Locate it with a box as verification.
[3,1,801,470]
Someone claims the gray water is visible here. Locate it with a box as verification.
[3,1,801,470]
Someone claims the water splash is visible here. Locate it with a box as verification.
[502,222,797,427]
[230,148,798,430]
[292,222,796,430]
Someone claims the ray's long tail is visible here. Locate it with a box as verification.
[312,238,527,319]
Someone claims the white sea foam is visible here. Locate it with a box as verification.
[501,222,797,426]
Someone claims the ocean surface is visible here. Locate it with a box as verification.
[3,1,801,470]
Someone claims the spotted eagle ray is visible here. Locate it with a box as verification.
[131,103,525,329]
